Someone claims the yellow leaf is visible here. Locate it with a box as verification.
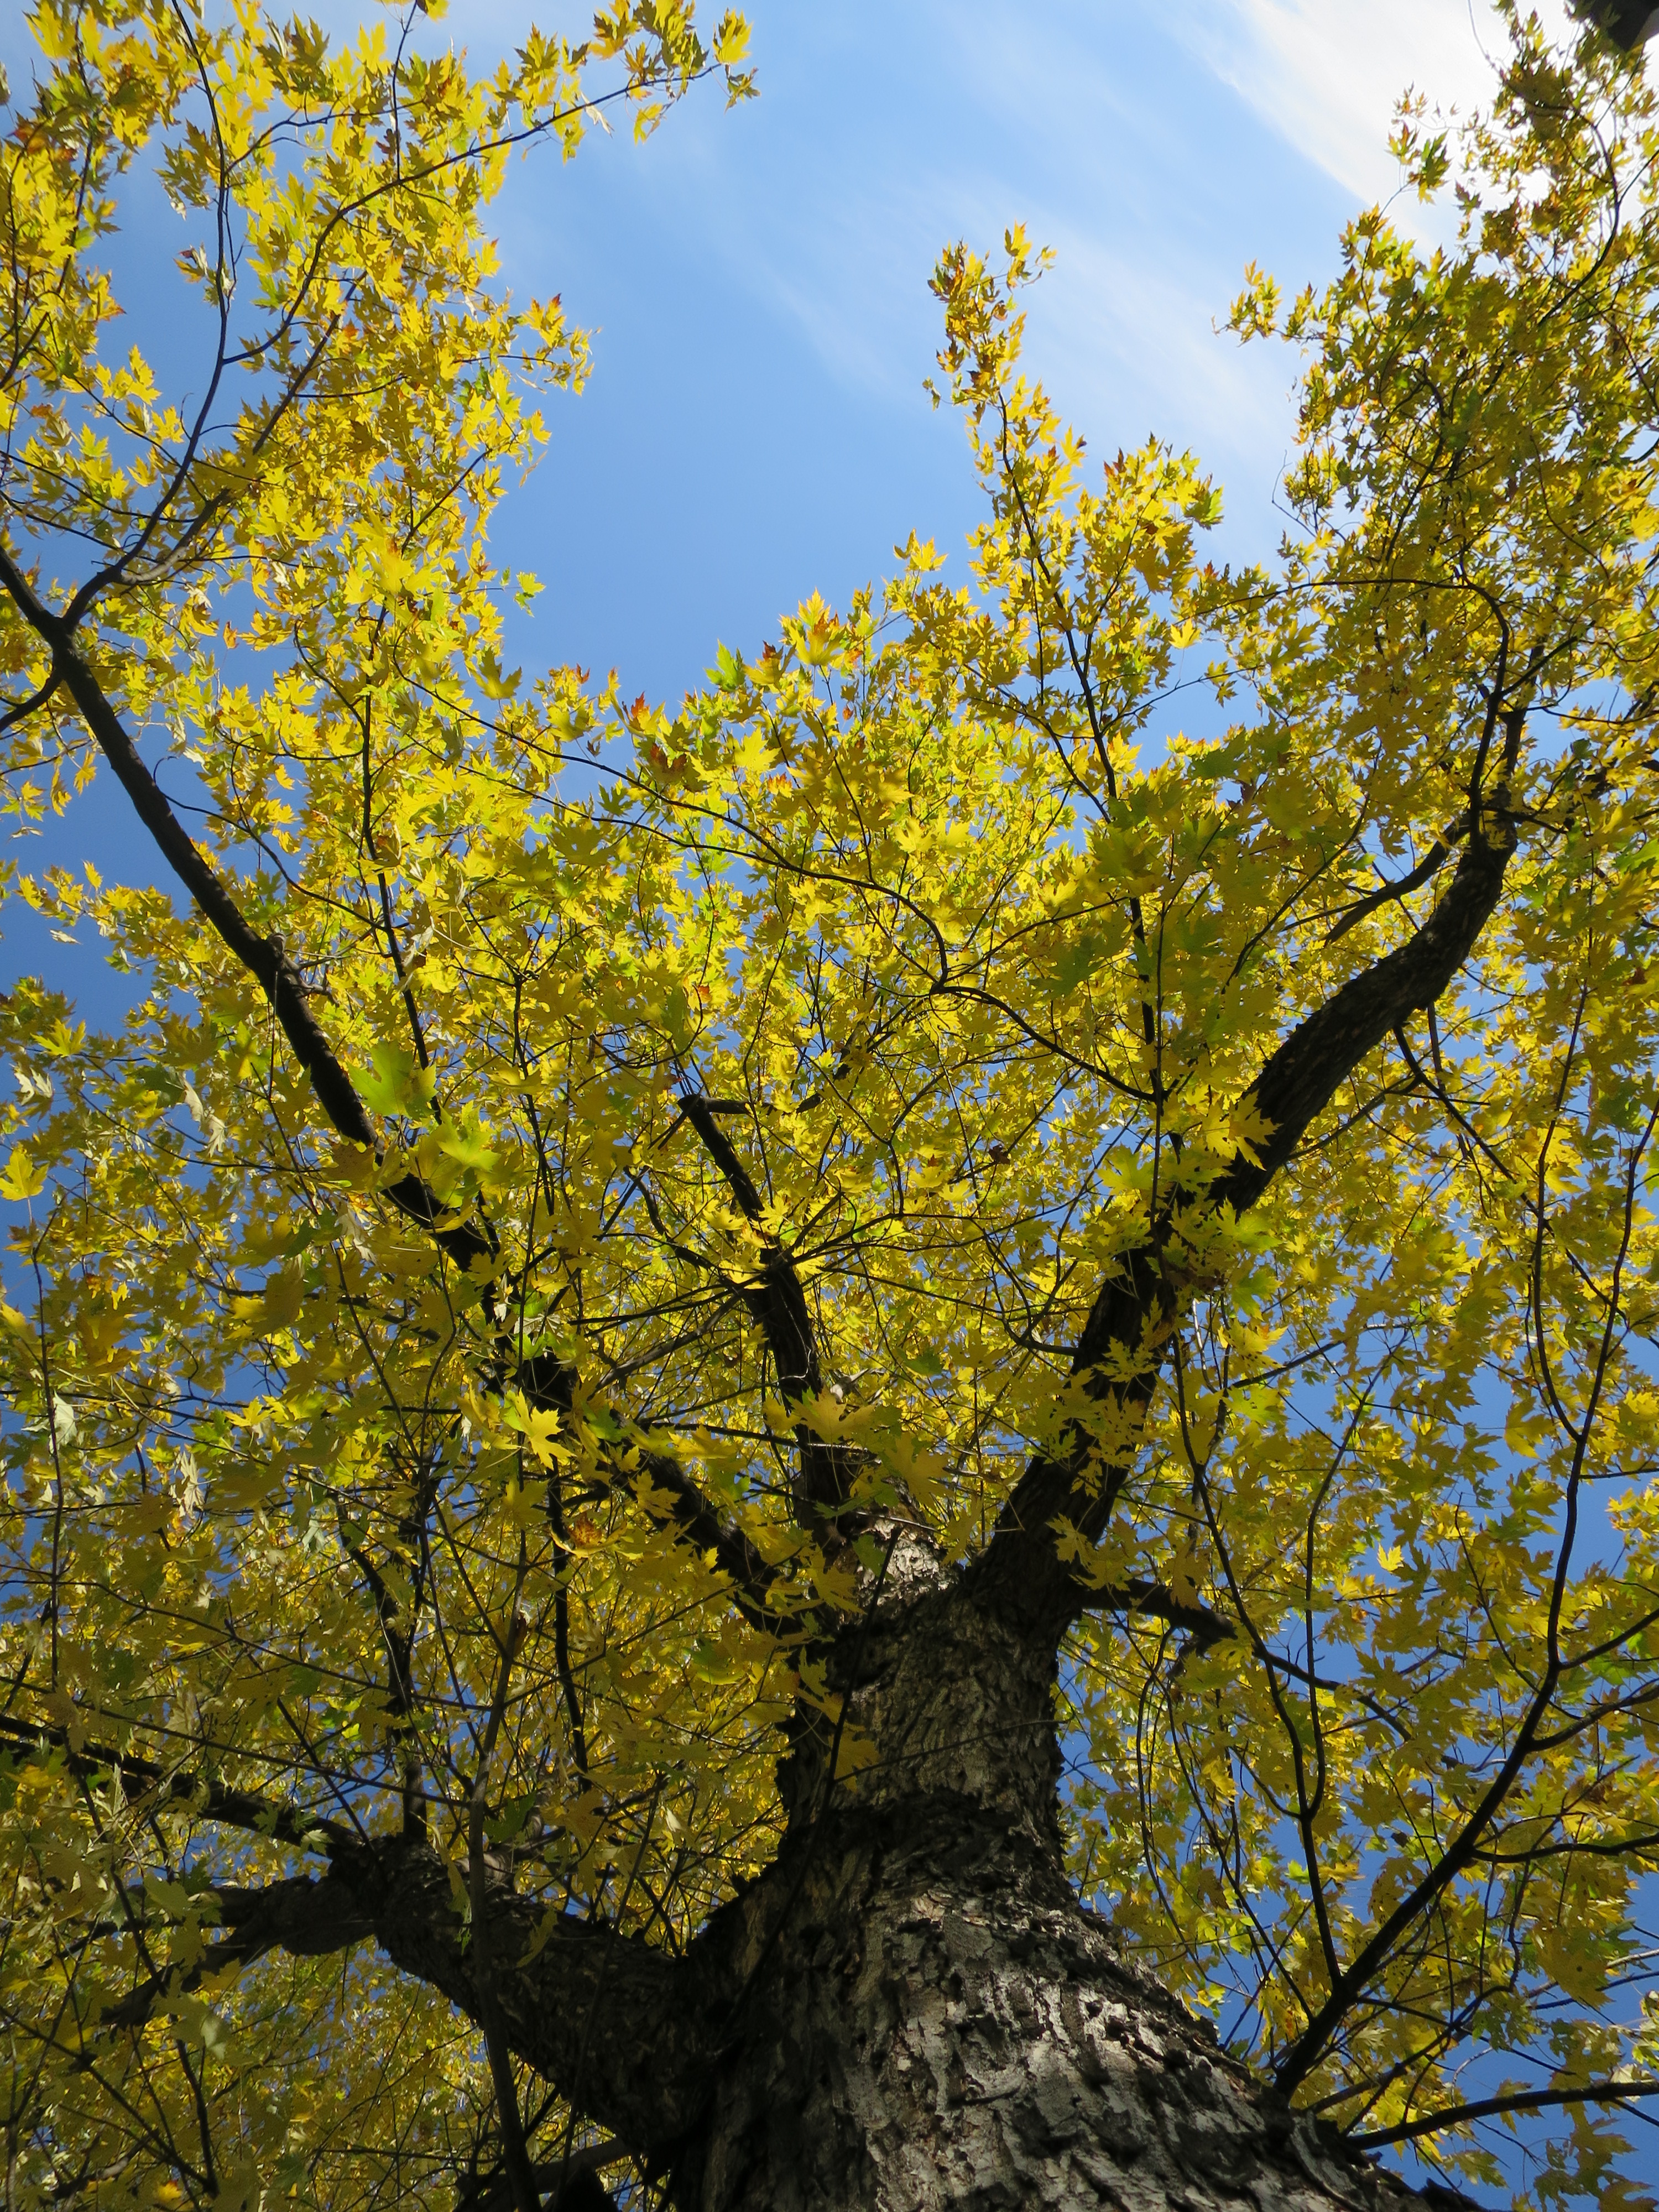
[0,1145,48,1201]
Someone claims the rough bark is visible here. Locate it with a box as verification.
[332,1836,719,2152]
[663,1542,1462,2212]
[135,1539,1464,2212]
[53,1540,1477,2212]
[688,1806,1444,2212]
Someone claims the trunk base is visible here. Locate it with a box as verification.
[685,1802,1451,2212]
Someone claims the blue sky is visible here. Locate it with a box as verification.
[478,0,1577,703]
[0,0,1577,988]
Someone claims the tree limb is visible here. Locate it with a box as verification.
[0,1712,356,1854]
[965,805,1517,1641]
[0,561,786,1641]
[1349,2077,1659,2147]
[1324,816,1467,944]
[1213,805,1515,1213]
[1573,1,1659,53]
[1088,1579,1236,1651]
[89,1831,718,2154]
[0,541,490,1273]
[669,1094,854,1524]
[456,2140,625,2212]
[98,1874,378,2030]
[337,1833,717,2151]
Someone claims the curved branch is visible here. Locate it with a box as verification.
[340,1833,717,2152]
[88,1829,718,2157]
[1578,2,1659,55]
[470,1603,540,2212]
[1350,2077,1659,2148]
[1086,1578,1236,1650]
[1214,794,1516,1214]
[2,1712,718,2150]
[1271,1091,1656,2099]
[1324,815,1468,944]
[457,2141,624,2212]
[100,1872,377,2030]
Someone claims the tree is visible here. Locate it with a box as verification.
[2,3,1659,2208]
[1574,3,1659,56]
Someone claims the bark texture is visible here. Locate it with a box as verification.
[688,1813,1439,2212]
[211,1546,1461,2212]
[670,1554,1459,2212]
[8,612,1514,2209]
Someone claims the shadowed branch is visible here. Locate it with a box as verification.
[676,1093,855,1525]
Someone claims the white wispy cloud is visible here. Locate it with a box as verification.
[680,0,1595,489]
[612,0,1327,508]
[1180,0,1580,208]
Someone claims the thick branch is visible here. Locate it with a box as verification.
[101,1873,378,2029]
[457,2141,624,2212]
[0,544,489,1272]
[677,1094,852,1522]
[1575,1,1659,52]
[0,1712,355,1853]
[9,1703,720,2149]
[336,1833,716,2150]
[90,1832,716,2154]
[1324,816,1466,944]
[1091,1578,1236,1651]
[630,1441,790,1629]
[471,1609,541,2212]
[966,811,1516,1641]
[1212,811,1515,1214]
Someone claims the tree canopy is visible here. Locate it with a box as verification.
[2,6,1659,2210]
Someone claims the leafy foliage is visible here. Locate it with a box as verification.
[0,5,1657,2209]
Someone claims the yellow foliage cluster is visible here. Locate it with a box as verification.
[0,5,1657,2209]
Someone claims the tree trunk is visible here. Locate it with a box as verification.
[680,1809,1437,2212]
[668,1558,1444,2212]
[95,1533,1474,2212]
